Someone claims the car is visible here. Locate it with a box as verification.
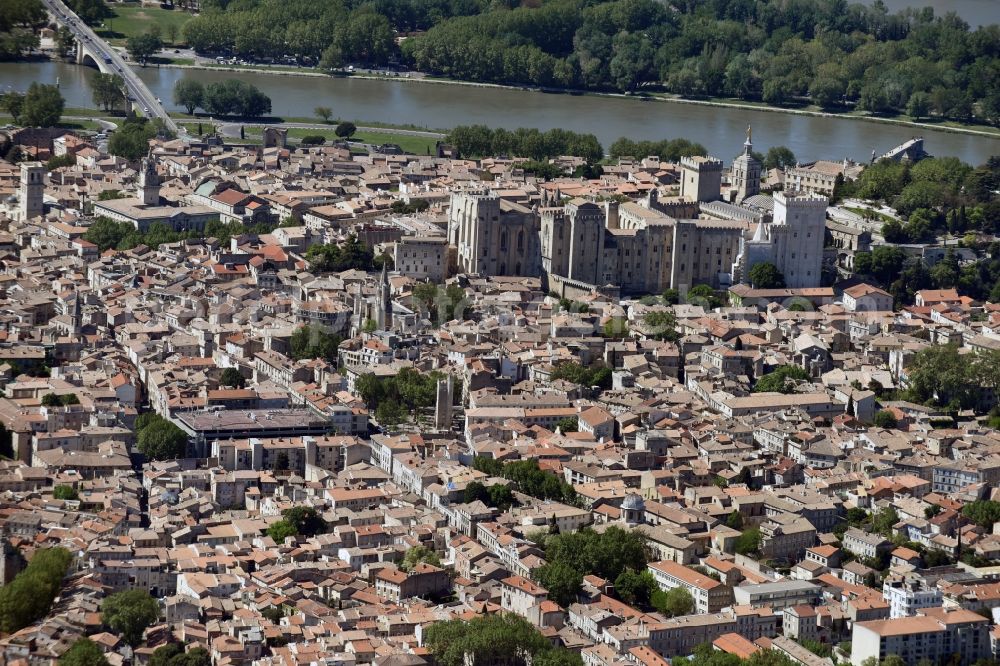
[143,106,150,113]
[173,49,180,53]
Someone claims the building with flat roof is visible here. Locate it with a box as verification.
[732,580,822,610]
[176,408,332,457]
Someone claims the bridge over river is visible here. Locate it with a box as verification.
[41,0,179,135]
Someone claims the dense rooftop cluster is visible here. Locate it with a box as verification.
[0,123,1000,666]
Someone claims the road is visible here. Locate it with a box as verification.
[216,121,444,140]
[40,0,179,135]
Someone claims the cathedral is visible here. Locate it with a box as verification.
[446,129,829,298]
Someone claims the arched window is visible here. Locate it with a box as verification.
[517,230,524,251]
[500,231,508,250]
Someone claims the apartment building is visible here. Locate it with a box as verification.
[647,560,732,614]
[852,608,989,666]
[732,580,822,610]
[883,575,944,619]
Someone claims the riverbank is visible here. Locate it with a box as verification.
[157,60,1000,141]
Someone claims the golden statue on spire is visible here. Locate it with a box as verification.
[746,123,752,144]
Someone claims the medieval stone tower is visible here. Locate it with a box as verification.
[139,154,160,207]
[19,162,45,220]
[731,125,762,203]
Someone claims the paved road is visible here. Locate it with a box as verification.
[40,0,179,135]
[216,121,444,140]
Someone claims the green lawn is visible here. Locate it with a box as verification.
[95,4,194,45]
[352,130,438,155]
[283,127,437,154]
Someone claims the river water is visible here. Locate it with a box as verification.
[3,60,999,165]
[857,0,999,27]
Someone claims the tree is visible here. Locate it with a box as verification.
[533,559,583,607]
[60,638,110,666]
[642,310,679,341]
[725,510,744,530]
[425,613,569,666]
[549,361,612,389]
[962,500,1000,529]
[487,483,515,511]
[335,121,357,139]
[17,83,63,127]
[375,401,405,428]
[126,32,163,66]
[67,0,111,25]
[219,367,245,389]
[401,545,442,571]
[267,520,297,542]
[282,506,325,536]
[555,417,578,433]
[202,80,271,118]
[101,589,159,647]
[52,26,75,59]
[300,135,325,145]
[315,106,333,122]
[272,451,289,471]
[873,410,898,429]
[872,507,899,537]
[652,586,694,617]
[753,365,809,393]
[53,485,78,500]
[136,415,188,460]
[907,91,930,119]
[0,547,72,633]
[148,644,208,666]
[905,344,976,409]
[172,79,204,115]
[763,146,796,171]
[91,73,126,112]
[614,569,657,607]
[735,526,761,555]
[289,324,341,362]
[809,75,845,108]
[748,262,786,289]
[108,119,157,161]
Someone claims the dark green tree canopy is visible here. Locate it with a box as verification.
[101,589,160,648]
[60,638,110,666]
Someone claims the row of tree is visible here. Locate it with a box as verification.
[0,547,71,633]
[83,217,276,252]
[445,124,603,162]
[173,78,271,118]
[135,412,189,460]
[473,456,578,506]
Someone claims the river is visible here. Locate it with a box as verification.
[3,60,999,165]
[857,0,999,27]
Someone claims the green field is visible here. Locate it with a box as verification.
[95,4,194,45]
[282,127,437,155]
[352,130,438,155]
